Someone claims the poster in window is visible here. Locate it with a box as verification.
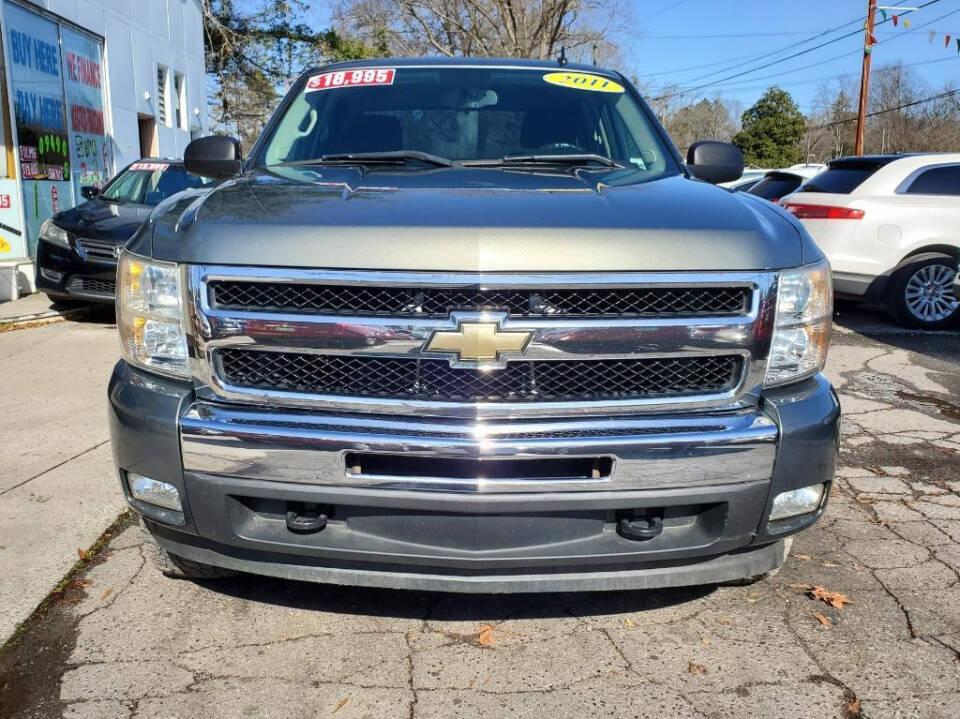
[61,26,111,198]
[5,3,70,181]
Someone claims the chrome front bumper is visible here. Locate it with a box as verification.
[180,403,778,493]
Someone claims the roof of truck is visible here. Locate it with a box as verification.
[304,56,620,77]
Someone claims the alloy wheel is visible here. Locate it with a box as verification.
[904,263,958,323]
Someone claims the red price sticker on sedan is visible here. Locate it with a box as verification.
[306,68,396,92]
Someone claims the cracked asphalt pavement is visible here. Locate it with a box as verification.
[1,305,959,719]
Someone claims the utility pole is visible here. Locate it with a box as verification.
[854,0,877,156]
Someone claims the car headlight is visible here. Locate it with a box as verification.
[40,218,71,248]
[765,259,832,387]
[117,252,190,379]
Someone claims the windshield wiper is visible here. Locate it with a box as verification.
[280,151,456,168]
[465,154,624,169]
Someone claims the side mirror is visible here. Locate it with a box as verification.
[184,135,242,180]
[81,185,100,199]
[686,141,743,185]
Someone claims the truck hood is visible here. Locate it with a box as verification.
[145,165,811,271]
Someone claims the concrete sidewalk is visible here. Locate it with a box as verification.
[0,292,98,325]
[0,312,125,642]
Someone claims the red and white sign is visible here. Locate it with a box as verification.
[130,162,169,172]
[0,195,10,209]
[306,68,396,92]
[51,185,60,213]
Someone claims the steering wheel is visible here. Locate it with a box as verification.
[536,141,587,153]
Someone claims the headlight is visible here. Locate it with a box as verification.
[40,218,71,247]
[117,252,190,379]
[765,259,832,387]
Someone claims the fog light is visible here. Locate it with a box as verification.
[770,484,825,521]
[40,268,63,282]
[127,473,182,511]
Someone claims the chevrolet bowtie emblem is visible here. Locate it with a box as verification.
[426,322,531,364]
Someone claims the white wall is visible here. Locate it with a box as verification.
[20,0,207,167]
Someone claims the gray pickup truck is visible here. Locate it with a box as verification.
[109,58,839,592]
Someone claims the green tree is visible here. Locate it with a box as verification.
[732,87,805,167]
[202,0,379,148]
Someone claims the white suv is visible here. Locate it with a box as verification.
[781,154,960,329]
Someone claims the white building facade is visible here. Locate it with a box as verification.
[0,0,207,286]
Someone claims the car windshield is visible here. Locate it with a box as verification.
[259,66,677,178]
[100,163,210,205]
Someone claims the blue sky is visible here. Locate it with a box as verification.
[625,0,960,112]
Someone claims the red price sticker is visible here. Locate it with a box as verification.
[130,163,170,172]
[0,195,10,209]
[306,68,396,92]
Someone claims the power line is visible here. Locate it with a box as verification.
[703,6,960,93]
[640,0,693,24]
[639,9,871,80]
[651,0,940,99]
[807,87,960,129]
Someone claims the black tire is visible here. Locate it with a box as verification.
[141,521,236,579]
[883,256,959,330]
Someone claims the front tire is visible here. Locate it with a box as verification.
[883,256,958,330]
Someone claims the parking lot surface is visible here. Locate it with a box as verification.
[1,304,959,719]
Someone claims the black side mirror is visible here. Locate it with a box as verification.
[686,141,744,184]
[184,135,242,180]
[80,185,99,199]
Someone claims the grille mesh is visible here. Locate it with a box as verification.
[76,238,120,261]
[218,349,741,403]
[68,277,116,296]
[210,281,749,318]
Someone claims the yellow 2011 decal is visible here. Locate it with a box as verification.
[542,72,624,93]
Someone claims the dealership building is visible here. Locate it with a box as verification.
[0,0,207,295]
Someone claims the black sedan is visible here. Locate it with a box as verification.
[36,159,209,303]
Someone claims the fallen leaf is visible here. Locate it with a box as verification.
[811,612,831,627]
[77,548,88,561]
[810,586,854,610]
[714,618,730,626]
[331,696,350,714]
[688,661,708,675]
[700,637,711,646]
[792,554,812,561]
[477,624,495,646]
[844,696,861,718]
[101,589,113,601]
[468,679,476,688]
[822,561,841,568]
[65,579,92,590]
[624,618,635,627]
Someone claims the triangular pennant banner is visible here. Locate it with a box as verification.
[892,14,898,26]
[868,32,878,46]
[930,30,936,43]
[957,37,960,53]
[880,8,888,20]
[904,19,910,29]
[947,34,952,48]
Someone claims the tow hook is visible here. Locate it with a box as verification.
[285,502,328,534]
[617,515,664,541]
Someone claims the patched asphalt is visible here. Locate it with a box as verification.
[1,304,959,719]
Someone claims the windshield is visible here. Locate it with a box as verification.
[100,163,210,205]
[800,163,883,194]
[259,66,677,177]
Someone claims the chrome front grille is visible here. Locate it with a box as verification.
[209,280,749,317]
[188,266,777,419]
[76,238,120,262]
[218,349,742,403]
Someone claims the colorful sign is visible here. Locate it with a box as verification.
[4,1,75,256]
[306,68,396,91]
[62,26,111,196]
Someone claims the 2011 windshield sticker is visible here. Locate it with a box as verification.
[542,72,624,93]
[306,68,396,92]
